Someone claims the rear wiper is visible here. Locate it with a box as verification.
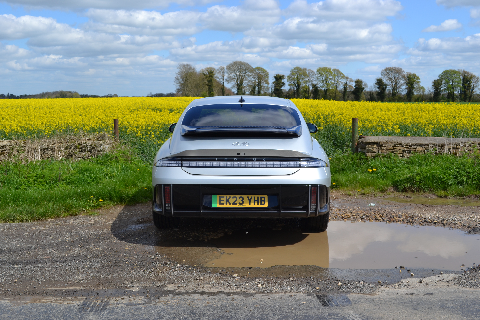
[181,126,302,137]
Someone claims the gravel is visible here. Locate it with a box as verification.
[0,192,479,301]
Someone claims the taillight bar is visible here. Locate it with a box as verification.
[156,158,328,168]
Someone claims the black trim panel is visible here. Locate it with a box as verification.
[152,184,330,218]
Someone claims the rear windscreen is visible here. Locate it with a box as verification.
[182,104,301,128]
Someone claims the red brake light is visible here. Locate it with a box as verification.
[310,186,317,213]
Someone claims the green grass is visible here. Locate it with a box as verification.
[0,148,152,222]
[330,152,480,197]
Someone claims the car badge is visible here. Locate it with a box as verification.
[232,142,249,147]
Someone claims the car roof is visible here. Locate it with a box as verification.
[188,96,296,109]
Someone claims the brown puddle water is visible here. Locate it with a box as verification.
[155,222,480,271]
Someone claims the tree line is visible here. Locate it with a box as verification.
[0,91,123,99]
[175,61,480,102]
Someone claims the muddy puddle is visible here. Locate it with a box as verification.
[385,195,480,207]
[155,221,480,271]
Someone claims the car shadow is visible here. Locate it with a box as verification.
[110,202,331,268]
[110,202,309,249]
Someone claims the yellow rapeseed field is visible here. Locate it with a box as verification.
[0,97,197,142]
[293,99,480,138]
[1,98,479,141]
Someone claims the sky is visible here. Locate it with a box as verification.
[1,0,480,96]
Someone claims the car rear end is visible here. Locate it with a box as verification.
[152,96,331,231]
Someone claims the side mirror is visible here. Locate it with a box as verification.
[307,123,318,133]
[168,123,176,133]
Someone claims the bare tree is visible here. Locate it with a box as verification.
[174,63,205,97]
[331,68,346,100]
[226,61,254,95]
[342,77,353,101]
[316,67,334,99]
[306,69,316,99]
[381,67,406,99]
[215,66,226,96]
[252,67,269,95]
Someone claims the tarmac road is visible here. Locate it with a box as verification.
[1,286,480,319]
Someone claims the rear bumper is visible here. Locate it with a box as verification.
[152,184,329,218]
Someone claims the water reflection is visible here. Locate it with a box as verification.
[154,221,480,271]
[206,229,329,268]
[327,222,476,270]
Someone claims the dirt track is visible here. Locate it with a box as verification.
[0,192,479,301]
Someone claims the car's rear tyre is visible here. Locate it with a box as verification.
[301,212,329,233]
[153,212,179,229]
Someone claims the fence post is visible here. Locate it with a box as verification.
[351,118,358,153]
[114,119,119,141]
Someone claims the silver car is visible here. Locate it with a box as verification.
[152,96,331,232]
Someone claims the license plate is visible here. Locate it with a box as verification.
[212,195,268,207]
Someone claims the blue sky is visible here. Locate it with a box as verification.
[1,0,479,96]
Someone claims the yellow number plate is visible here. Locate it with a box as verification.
[212,195,268,207]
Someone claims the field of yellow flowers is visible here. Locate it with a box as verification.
[1,98,479,153]
[293,99,480,138]
[0,97,196,141]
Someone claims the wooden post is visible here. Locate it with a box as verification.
[351,118,358,153]
[114,119,119,141]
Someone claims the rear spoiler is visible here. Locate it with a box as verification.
[181,125,302,137]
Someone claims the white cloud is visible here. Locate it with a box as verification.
[285,0,403,21]
[0,43,31,61]
[265,46,319,59]
[6,60,33,70]
[436,0,480,8]
[200,0,281,32]
[308,43,328,54]
[0,14,63,40]
[361,65,382,72]
[256,18,393,45]
[436,0,480,21]
[0,13,183,58]
[0,0,219,10]
[169,40,271,64]
[84,9,201,36]
[415,34,480,53]
[400,35,480,80]
[422,19,462,32]
[471,8,480,18]
[96,55,176,68]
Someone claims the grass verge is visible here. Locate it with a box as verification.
[0,147,151,222]
[330,152,480,197]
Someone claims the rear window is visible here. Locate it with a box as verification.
[182,104,301,128]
